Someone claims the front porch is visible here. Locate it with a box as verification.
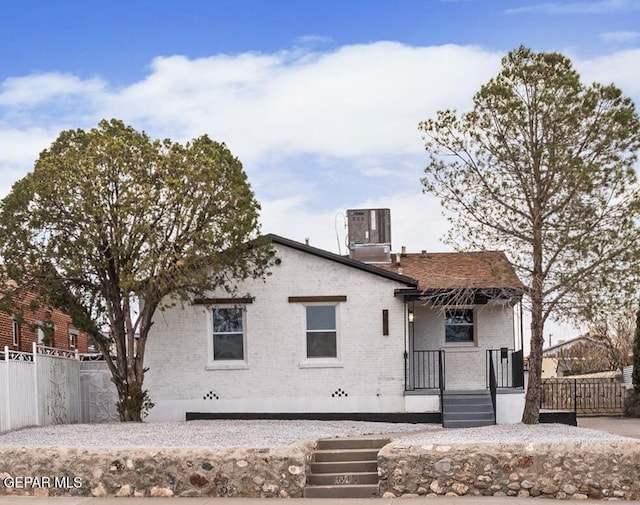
[404,347,525,426]
[397,289,525,425]
[405,348,525,392]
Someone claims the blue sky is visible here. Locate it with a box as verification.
[1,0,640,340]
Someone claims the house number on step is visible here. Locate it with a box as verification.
[335,475,358,485]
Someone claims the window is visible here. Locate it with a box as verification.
[445,309,474,343]
[69,329,79,349]
[36,321,54,346]
[306,305,337,358]
[12,318,20,346]
[212,307,245,361]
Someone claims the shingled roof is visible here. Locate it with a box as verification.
[377,251,524,293]
[265,234,523,295]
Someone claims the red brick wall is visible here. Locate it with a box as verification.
[0,292,88,354]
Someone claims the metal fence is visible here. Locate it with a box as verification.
[0,344,118,433]
[540,378,625,415]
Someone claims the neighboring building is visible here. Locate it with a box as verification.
[543,336,589,356]
[145,210,526,427]
[540,337,585,377]
[0,289,88,354]
[540,336,625,377]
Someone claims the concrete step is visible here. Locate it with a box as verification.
[443,402,494,413]
[310,460,378,474]
[443,394,492,403]
[443,389,490,394]
[317,437,389,450]
[441,390,495,429]
[307,472,379,486]
[305,437,387,498]
[303,484,380,498]
[443,405,493,415]
[442,399,492,407]
[442,414,495,428]
[312,448,379,462]
[443,418,496,428]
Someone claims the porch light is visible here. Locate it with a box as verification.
[408,310,414,323]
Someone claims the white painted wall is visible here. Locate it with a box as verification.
[404,394,439,413]
[145,243,411,421]
[496,391,525,424]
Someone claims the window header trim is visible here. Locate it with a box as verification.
[288,295,347,303]
[194,297,254,305]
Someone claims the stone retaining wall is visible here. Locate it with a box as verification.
[4,440,640,499]
[378,442,640,500]
[0,445,309,497]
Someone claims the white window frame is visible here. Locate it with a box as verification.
[300,303,343,368]
[11,317,20,347]
[206,306,249,370]
[444,307,476,347]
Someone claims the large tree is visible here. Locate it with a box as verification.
[419,46,640,423]
[0,119,273,421]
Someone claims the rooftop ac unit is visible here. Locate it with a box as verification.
[349,244,391,264]
[347,208,391,247]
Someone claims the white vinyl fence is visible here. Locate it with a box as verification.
[0,344,118,433]
[0,349,37,431]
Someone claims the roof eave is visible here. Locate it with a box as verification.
[394,286,524,304]
[266,234,418,287]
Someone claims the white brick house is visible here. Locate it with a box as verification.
[144,235,525,425]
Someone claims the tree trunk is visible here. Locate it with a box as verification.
[114,377,144,422]
[633,307,640,394]
[523,302,544,423]
[523,213,545,424]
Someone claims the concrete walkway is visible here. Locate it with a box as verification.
[0,498,630,504]
[578,415,640,439]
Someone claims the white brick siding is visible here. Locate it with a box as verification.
[145,243,410,421]
[144,241,521,421]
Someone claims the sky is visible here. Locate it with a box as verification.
[1,0,640,343]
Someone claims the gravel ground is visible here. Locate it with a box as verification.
[391,423,638,446]
[1,419,638,449]
[0,420,429,448]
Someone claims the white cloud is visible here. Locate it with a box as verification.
[261,190,448,255]
[0,73,106,107]
[361,167,400,178]
[103,43,502,165]
[293,35,335,48]
[576,48,640,95]
[506,0,640,14]
[0,127,60,196]
[599,31,640,42]
[1,41,640,255]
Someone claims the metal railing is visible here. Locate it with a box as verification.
[486,348,524,389]
[405,350,445,391]
[541,378,624,415]
[488,351,497,419]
